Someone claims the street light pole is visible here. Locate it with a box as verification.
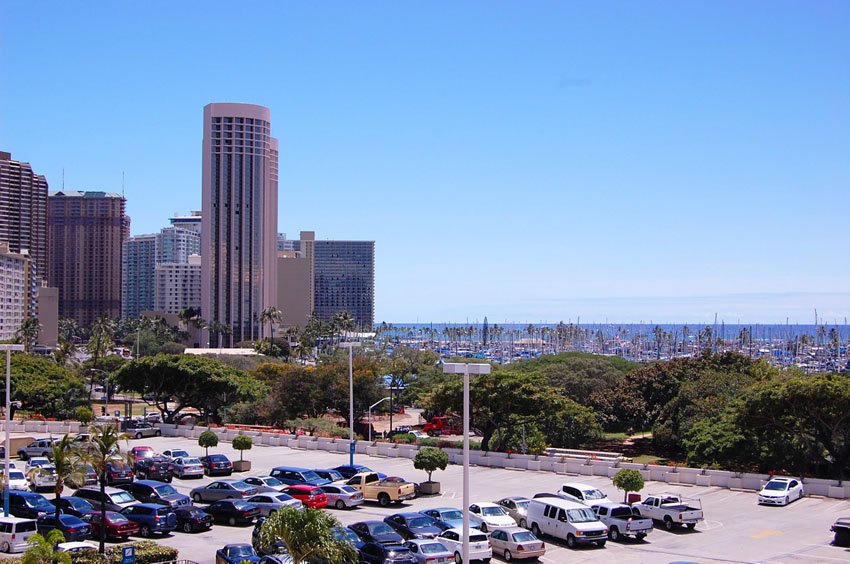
[368,397,391,442]
[1,344,24,517]
[90,368,109,417]
[340,341,361,466]
[442,362,490,564]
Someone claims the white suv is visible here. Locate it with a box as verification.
[436,528,492,562]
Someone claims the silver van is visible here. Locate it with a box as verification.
[526,496,608,548]
[0,516,37,553]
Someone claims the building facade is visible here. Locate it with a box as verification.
[201,103,278,346]
[0,152,48,285]
[313,239,375,329]
[154,254,201,315]
[0,242,29,341]
[276,231,314,328]
[157,226,201,264]
[169,210,202,234]
[121,233,157,319]
[48,190,128,327]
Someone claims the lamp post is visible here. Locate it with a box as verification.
[339,341,361,466]
[90,368,109,417]
[442,362,490,564]
[1,344,24,517]
[368,397,391,442]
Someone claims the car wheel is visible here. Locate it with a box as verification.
[140,525,151,538]
[335,499,345,510]
[192,493,202,503]
[566,534,577,548]
[531,523,541,537]
[596,540,606,547]
[504,549,513,561]
[135,433,143,439]
[519,518,527,529]
[228,516,237,526]
[155,430,161,437]
[454,552,462,564]
[636,532,647,541]
[182,522,192,533]
[785,496,790,505]
[479,522,487,533]
[686,523,696,530]
[18,452,27,461]
[609,526,620,541]
[378,493,391,507]
[1,541,10,553]
[663,516,674,531]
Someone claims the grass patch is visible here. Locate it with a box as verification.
[602,432,628,441]
[632,454,664,465]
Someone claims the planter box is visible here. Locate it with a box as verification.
[419,481,440,495]
[526,459,541,471]
[695,474,712,487]
[233,460,251,472]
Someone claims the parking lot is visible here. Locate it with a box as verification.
[4,433,850,563]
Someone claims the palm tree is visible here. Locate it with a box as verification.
[207,321,232,352]
[85,424,129,553]
[87,316,116,401]
[256,507,358,564]
[260,306,283,344]
[15,317,41,354]
[48,434,84,522]
[21,529,71,564]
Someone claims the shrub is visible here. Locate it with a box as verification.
[612,468,645,502]
[74,541,178,564]
[413,447,449,483]
[232,434,253,461]
[417,437,440,447]
[198,430,219,456]
[75,406,93,424]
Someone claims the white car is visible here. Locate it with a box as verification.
[557,482,611,505]
[247,492,304,516]
[468,502,517,532]
[26,462,58,490]
[758,477,804,506]
[243,475,288,493]
[5,470,29,491]
[25,458,52,473]
[56,541,98,554]
[436,528,491,562]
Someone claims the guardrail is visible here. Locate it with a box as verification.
[4,420,849,499]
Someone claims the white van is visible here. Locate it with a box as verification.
[527,496,608,548]
[0,516,38,553]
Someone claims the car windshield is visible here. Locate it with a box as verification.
[440,510,462,521]
[229,546,255,557]
[232,481,252,490]
[481,506,507,517]
[264,477,283,487]
[154,485,178,496]
[334,528,360,543]
[69,498,93,509]
[31,496,53,509]
[172,450,189,457]
[408,517,433,528]
[274,494,295,502]
[469,534,488,542]
[420,542,448,554]
[184,458,201,465]
[371,522,395,535]
[515,500,529,510]
[209,455,228,462]
[324,471,343,481]
[9,471,25,480]
[512,531,537,542]
[567,508,598,523]
[765,481,789,491]
[583,489,606,500]
[341,486,357,493]
[231,501,252,510]
[108,513,129,523]
[112,492,136,504]
[137,450,154,458]
[301,470,321,482]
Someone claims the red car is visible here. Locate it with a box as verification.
[82,510,141,540]
[129,446,156,469]
[283,485,328,509]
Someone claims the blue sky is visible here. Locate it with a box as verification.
[2,1,848,324]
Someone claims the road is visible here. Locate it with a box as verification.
[4,433,850,563]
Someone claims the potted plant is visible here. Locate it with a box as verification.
[413,447,449,495]
[232,434,253,472]
[198,430,218,457]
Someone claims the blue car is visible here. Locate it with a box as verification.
[50,496,95,518]
[36,513,92,541]
[120,503,177,537]
[269,466,330,487]
[334,465,387,480]
[216,543,260,564]
[358,542,417,563]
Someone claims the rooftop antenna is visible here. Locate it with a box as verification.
[62,168,65,190]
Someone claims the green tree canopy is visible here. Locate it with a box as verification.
[256,507,357,564]
[612,469,645,502]
[114,354,266,423]
[10,353,87,419]
[413,447,449,482]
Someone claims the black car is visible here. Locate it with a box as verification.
[199,454,233,476]
[105,462,134,486]
[36,514,92,542]
[350,521,405,545]
[206,499,261,526]
[50,496,95,518]
[134,457,174,482]
[383,513,442,540]
[119,480,191,508]
[175,506,213,533]
[8,491,55,518]
[358,542,417,564]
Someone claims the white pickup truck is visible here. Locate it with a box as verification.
[632,493,703,531]
[591,502,654,541]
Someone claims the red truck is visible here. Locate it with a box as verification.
[422,415,462,436]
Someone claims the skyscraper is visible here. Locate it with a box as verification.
[48,190,128,327]
[201,103,278,346]
[157,226,201,264]
[122,233,157,319]
[313,239,375,329]
[0,242,30,341]
[0,151,48,285]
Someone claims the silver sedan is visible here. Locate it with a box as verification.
[190,480,259,503]
[242,475,287,493]
[171,457,205,479]
[403,539,453,564]
[320,484,364,510]
[246,493,304,516]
